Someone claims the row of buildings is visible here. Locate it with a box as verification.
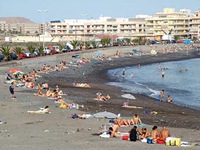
[1,8,200,42]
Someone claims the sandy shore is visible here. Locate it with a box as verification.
[0,45,200,150]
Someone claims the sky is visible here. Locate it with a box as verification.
[0,0,200,23]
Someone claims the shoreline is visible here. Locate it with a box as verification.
[34,47,200,130]
[0,45,200,149]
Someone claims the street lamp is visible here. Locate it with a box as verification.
[37,10,48,48]
[81,14,88,48]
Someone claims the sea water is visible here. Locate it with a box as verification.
[107,58,200,110]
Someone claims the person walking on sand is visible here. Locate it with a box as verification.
[9,82,16,99]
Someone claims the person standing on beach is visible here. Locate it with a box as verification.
[122,69,126,78]
[161,69,165,78]
[159,90,165,102]
[9,82,16,99]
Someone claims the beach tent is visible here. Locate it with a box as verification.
[92,111,119,130]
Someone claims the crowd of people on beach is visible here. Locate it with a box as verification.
[4,45,197,147]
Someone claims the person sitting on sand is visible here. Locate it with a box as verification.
[96,93,111,101]
[139,128,150,141]
[160,127,170,140]
[108,127,121,138]
[51,89,58,98]
[35,83,44,96]
[129,126,139,141]
[166,95,173,103]
[131,114,142,126]
[41,82,49,89]
[151,126,160,142]
[27,106,51,114]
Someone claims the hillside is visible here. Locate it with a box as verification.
[0,17,34,24]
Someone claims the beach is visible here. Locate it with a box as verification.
[0,44,200,150]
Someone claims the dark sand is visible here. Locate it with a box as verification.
[38,49,200,130]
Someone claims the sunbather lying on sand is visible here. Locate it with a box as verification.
[122,102,143,109]
[27,106,51,114]
[73,83,91,88]
[59,102,84,109]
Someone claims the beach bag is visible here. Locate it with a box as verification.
[157,138,166,144]
[147,138,153,144]
[122,135,129,141]
[166,137,181,146]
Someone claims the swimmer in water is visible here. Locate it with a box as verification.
[122,69,126,77]
[130,72,134,78]
[161,69,165,78]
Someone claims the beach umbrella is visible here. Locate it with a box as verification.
[121,94,136,100]
[8,68,21,73]
[92,111,119,130]
[13,71,24,75]
[92,111,118,119]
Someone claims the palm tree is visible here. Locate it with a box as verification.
[27,44,35,57]
[0,46,11,61]
[124,38,131,45]
[38,46,44,56]
[70,40,80,50]
[174,35,180,42]
[101,38,111,47]
[91,41,97,48]
[13,47,22,59]
[85,41,90,49]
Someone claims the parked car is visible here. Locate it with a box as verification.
[44,47,51,55]
[33,49,40,57]
[9,52,18,60]
[150,40,159,44]
[62,45,71,52]
[19,52,27,59]
[0,52,4,62]
[53,45,60,53]
[23,51,31,58]
[47,46,58,54]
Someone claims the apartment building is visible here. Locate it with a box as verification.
[49,17,147,41]
[190,10,200,37]
[145,8,193,40]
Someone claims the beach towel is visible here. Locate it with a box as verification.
[138,123,148,127]
[99,132,110,138]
